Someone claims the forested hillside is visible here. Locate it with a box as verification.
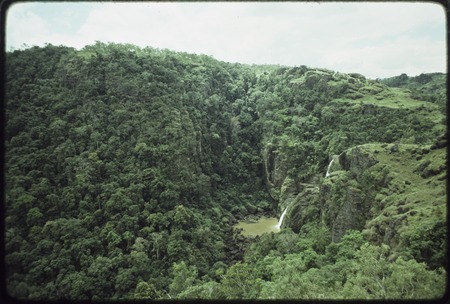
[5,43,447,300]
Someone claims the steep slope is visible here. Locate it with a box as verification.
[257,67,445,211]
[253,67,447,276]
[5,43,269,299]
[4,43,446,300]
[319,141,446,267]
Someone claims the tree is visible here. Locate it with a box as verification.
[342,243,446,299]
[385,257,445,299]
[26,207,43,226]
[220,262,261,299]
[134,281,160,299]
[169,261,198,297]
[55,271,91,300]
[86,256,116,299]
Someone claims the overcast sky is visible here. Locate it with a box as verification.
[5,1,446,79]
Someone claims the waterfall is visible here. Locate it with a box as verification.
[275,207,288,230]
[325,158,334,177]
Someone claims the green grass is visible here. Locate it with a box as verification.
[331,83,446,138]
[358,143,446,252]
[333,87,434,109]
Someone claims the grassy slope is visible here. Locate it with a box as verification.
[334,87,430,108]
[357,143,446,263]
[331,76,445,141]
[314,70,446,267]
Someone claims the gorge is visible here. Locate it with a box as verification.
[4,43,447,300]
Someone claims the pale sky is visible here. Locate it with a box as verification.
[5,1,447,79]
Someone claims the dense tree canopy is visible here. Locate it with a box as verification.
[5,43,446,300]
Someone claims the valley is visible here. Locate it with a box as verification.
[4,43,447,300]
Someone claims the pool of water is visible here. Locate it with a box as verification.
[234,217,280,237]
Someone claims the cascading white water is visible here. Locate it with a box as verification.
[325,158,334,177]
[275,207,288,230]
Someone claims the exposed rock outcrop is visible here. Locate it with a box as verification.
[263,144,287,201]
[320,145,378,242]
[338,146,378,175]
[286,185,320,233]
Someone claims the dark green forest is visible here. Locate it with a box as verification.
[4,43,447,300]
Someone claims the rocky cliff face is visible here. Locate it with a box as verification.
[338,145,378,175]
[263,143,381,240]
[267,135,446,267]
[263,140,387,237]
[263,144,287,202]
[291,139,445,269]
[320,146,378,241]
[284,184,320,232]
[263,145,319,227]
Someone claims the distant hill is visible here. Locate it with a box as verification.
[380,72,446,105]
